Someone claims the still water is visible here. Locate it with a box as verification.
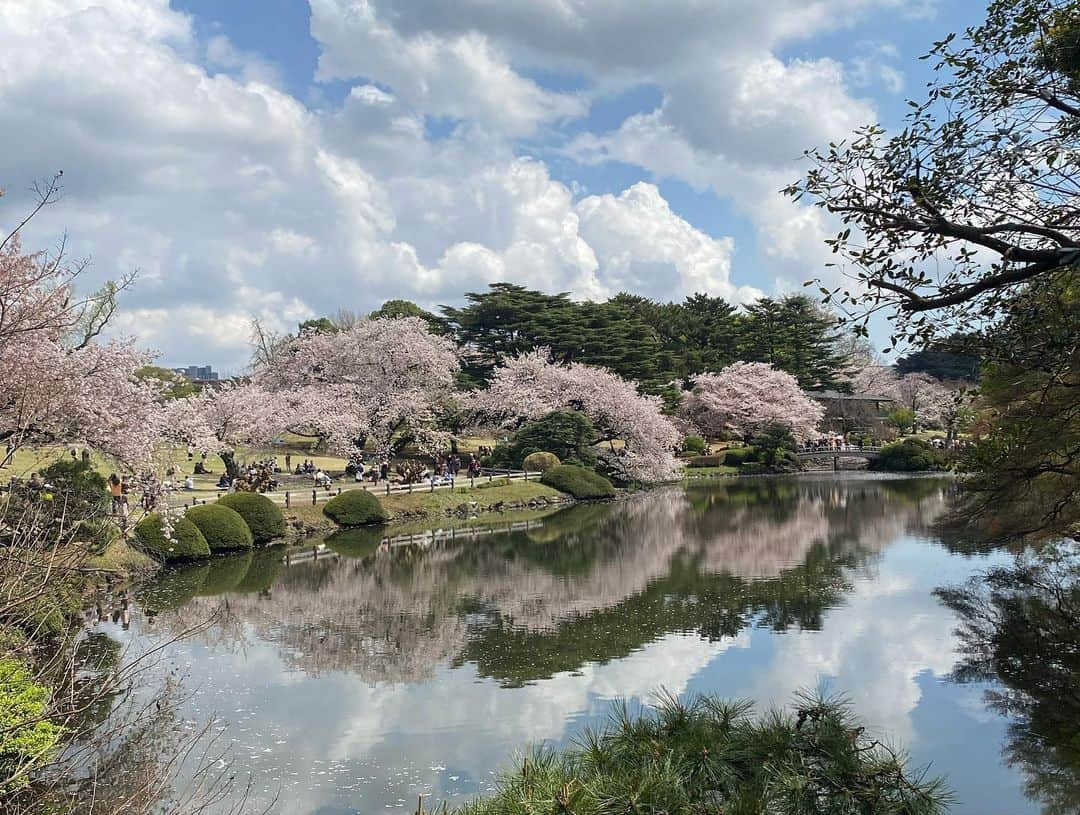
[90,475,1067,814]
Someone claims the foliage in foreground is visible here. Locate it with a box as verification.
[0,657,63,793]
[540,465,616,500]
[216,492,285,543]
[322,488,389,527]
[453,692,950,815]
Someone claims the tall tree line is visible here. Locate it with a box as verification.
[298,283,855,400]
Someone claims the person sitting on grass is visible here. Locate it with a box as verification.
[183,474,195,490]
[217,473,231,490]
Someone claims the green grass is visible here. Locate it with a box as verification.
[682,465,738,478]
[85,539,156,574]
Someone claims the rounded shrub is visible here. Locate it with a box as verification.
[186,504,254,552]
[134,513,210,562]
[523,451,560,473]
[323,489,388,527]
[871,438,947,472]
[540,464,616,500]
[216,493,285,543]
[682,435,707,455]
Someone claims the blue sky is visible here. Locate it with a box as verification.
[0,1,987,371]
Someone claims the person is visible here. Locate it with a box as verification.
[108,474,123,512]
[217,473,231,490]
[354,460,366,482]
[184,474,195,490]
[285,453,292,472]
[314,469,332,487]
[186,443,194,461]
[379,459,389,481]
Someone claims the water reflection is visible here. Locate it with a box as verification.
[105,475,1052,814]
[140,477,943,687]
[936,543,1080,815]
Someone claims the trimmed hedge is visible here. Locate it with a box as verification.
[216,493,285,543]
[685,455,725,468]
[723,448,758,467]
[186,504,254,551]
[134,513,210,562]
[323,489,389,527]
[522,451,560,473]
[540,464,616,499]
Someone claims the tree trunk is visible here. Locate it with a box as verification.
[220,450,240,479]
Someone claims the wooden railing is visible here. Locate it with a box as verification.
[176,468,544,509]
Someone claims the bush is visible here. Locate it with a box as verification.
[749,423,798,466]
[682,435,707,455]
[540,464,616,499]
[872,438,948,472]
[185,504,254,551]
[522,451,560,472]
[40,458,110,518]
[216,493,285,543]
[134,514,210,562]
[0,658,63,793]
[722,447,757,466]
[323,489,388,527]
[508,410,598,468]
[684,455,725,468]
[452,693,950,815]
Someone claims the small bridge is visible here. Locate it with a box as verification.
[795,447,884,470]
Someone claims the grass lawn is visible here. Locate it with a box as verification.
[682,465,738,478]
[284,479,565,531]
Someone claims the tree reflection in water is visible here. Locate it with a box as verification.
[139,477,947,688]
[936,543,1080,815]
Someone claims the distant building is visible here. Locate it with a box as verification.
[172,365,220,382]
[807,390,895,437]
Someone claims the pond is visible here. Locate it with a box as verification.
[86,475,1073,814]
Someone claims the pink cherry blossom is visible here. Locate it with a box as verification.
[0,235,160,466]
[684,362,825,442]
[475,350,682,482]
[257,317,460,456]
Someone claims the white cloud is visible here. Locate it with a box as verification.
[0,0,931,368]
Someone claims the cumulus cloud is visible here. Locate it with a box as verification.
[0,0,925,368]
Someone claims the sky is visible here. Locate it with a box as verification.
[0,0,983,373]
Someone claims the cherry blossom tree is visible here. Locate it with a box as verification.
[257,317,460,457]
[853,365,955,432]
[160,382,293,478]
[684,362,825,442]
[0,178,158,468]
[475,350,681,482]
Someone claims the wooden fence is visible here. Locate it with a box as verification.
[176,468,544,509]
